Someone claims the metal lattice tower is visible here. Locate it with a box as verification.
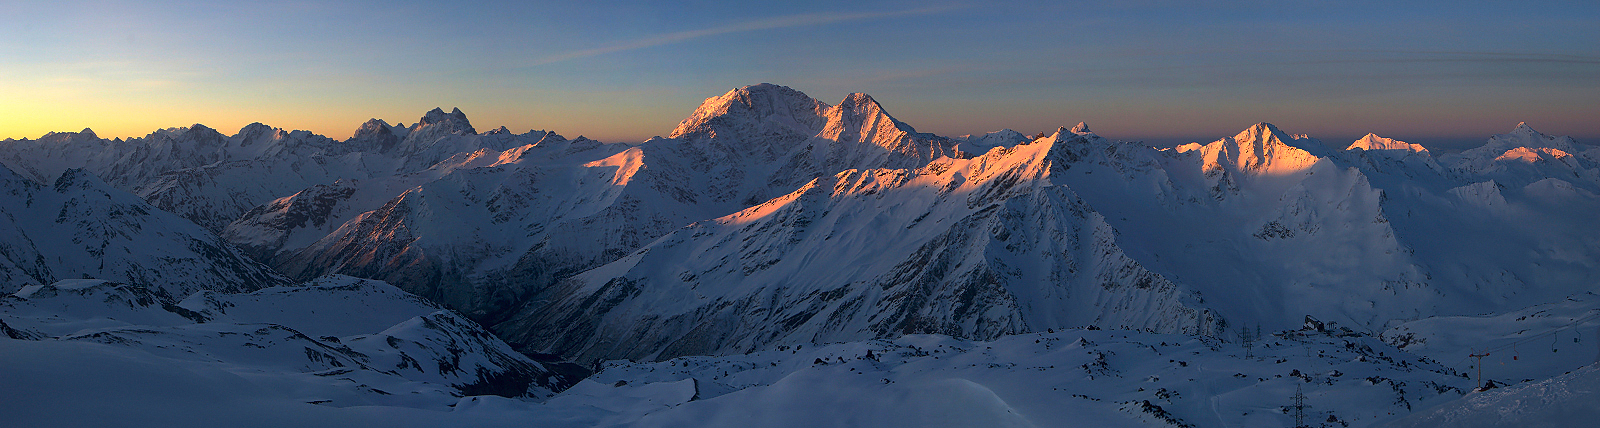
[1291,384,1308,428]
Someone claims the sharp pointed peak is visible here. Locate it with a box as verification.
[834,91,894,120]
[1046,125,1095,143]
[1463,120,1578,156]
[1229,122,1296,144]
[1510,121,1538,135]
[1244,122,1283,133]
[1070,122,1091,134]
[1352,132,1394,145]
[840,92,878,105]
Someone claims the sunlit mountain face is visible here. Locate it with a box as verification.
[3,84,1598,427]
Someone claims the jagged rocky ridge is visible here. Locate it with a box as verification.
[0,162,283,299]
[0,108,548,232]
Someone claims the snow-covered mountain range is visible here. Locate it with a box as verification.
[0,108,548,232]
[0,163,283,299]
[248,84,970,325]
[3,83,1596,427]
[498,127,1220,364]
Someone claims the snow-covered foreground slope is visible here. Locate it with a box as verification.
[2,322,1473,427]
[1386,362,1600,428]
[567,325,1470,428]
[0,163,283,299]
[1380,291,1600,385]
[0,275,580,415]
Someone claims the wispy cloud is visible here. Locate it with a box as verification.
[529,5,966,66]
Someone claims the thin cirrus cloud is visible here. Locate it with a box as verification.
[525,4,967,66]
[1261,50,1600,68]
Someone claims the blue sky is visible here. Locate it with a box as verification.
[2,0,1596,150]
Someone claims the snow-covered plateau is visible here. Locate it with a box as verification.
[3,83,1597,427]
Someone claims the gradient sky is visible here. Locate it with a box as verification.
[3,0,1597,150]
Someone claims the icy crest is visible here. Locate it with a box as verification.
[1457,122,1580,161]
[1186,122,1323,176]
[1347,133,1429,154]
[818,92,921,149]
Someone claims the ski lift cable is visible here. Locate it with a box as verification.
[1439,309,1600,372]
[1468,310,1600,358]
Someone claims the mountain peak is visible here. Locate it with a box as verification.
[185,123,218,135]
[840,92,878,107]
[237,122,277,137]
[1348,133,1429,154]
[1455,121,1580,164]
[830,92,901,127]
[1510,122,1537,135]
[1195,122,1322,175]
[817,90,931,151]
[167,124,227,145]
[1071,122,1092,134]
[1234,122,1285,141]
[354,118,393,137]
[1488,121,1576,151]
[415,107,476,135]
[52,167,112,192]
[669,83,828,140]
